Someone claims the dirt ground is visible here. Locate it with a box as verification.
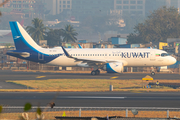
[1,110,180,119]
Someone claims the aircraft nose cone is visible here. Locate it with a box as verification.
[170,57,177,65]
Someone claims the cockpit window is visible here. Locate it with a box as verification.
[161,53,169,57]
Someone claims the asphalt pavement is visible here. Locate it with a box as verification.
[0,92,180,107]
[0,70,179,89]
[0,70,180,108]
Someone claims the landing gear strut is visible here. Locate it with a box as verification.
[91,69,100,75]
[151,67,155,76]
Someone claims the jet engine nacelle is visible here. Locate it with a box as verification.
[103,62,124,73]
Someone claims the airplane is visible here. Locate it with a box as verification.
[6,21,177,75]
[78,44,82,48]
[0,30,11,38]
[0,20,24,37]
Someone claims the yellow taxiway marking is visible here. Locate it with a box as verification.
[111,76,118,79]
[36,76,46,78]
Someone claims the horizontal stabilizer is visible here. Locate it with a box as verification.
[7,51,30,58]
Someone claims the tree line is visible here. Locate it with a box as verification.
[127,6,180,44]
[0,0,78,47]
[26,18,78,47]
[1,0,180,45]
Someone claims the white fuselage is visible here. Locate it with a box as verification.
[37,48,176,67]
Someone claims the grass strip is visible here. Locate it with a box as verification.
[5,79,180,92]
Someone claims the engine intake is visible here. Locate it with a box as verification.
[103,62,124,73]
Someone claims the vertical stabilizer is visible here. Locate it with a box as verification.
[9,21,41,51]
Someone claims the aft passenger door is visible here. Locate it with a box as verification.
[38,52,44,60]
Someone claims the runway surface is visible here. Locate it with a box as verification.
[1,92,180,107]
[0,70,180,108]
[0,70,179,89]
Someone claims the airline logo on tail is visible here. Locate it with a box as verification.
[14,36,21,39]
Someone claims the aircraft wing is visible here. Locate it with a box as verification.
[61,46,126,66]
[73,57,117,66]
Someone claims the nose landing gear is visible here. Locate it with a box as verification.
[91,69,100,75]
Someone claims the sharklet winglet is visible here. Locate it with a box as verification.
[78,44,82,48]
[61,46,73,58]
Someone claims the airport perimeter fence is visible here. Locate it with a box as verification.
[1,107,180,119]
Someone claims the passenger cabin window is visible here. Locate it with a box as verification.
[161,53,169,57]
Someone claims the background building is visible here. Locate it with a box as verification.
[45,0,72,15]
[0,0,11,7]
[114,0,146,16]
[71,0,114,20]
[0,0,35,18]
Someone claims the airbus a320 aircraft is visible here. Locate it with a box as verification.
[7,21,176,75]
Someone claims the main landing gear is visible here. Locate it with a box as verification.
[151,72,155,76]
[91,69,100,75]
[151,67,155,76]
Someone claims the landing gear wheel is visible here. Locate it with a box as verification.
[151,72,155,76]
[91,71,96,75]
[95,70,100,75]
